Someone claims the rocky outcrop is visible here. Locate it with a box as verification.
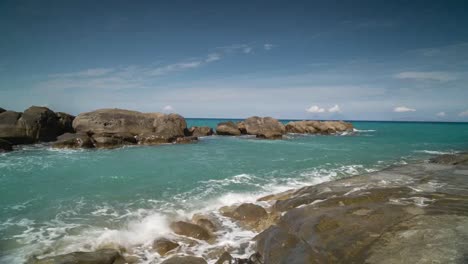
[285,120,353,134]
[64,108,192,148]
[153,238,179,256]
[244,116,286,139]
[188,126,214,137]
[0,106,72,144]
[0,107,5,114]
[237,121,247,134]
[216,121,241,136]
[0,138,13,152]
[170,221,212,241]
[30,249,125,264]
[161,256,207,264]
[251,159,468,264]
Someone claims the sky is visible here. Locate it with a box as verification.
[0,0,467,121]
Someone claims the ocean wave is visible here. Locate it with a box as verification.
[414,150,460,155]
[353,128,376,133]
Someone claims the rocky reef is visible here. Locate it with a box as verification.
[27,153,468,264]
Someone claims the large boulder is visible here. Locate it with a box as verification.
[0,106,66,144]
[216,122,241,136]
[153,238,179,256]
[72,109,188,148]
[0,138,13,152]
[244,116,286,139]
[30,249,125,264]
[285,120,353,134]
[161,256,207,264]
[56,112,75,134]
[170,221,212,241]
[0,107,5,113]
[188,126,214,137]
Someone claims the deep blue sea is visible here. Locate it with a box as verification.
[1,119,467,263]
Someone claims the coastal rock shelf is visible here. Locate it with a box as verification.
[27,153,468,264]
[0,106,354,151]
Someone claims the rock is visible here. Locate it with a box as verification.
[170,221,212,240]
[188,126,214,137]
[30,249,125,264]
[52,133,95,149]
[285,120,353,134]
[153,238,179,256]
[0,138,13,152]
[0,107,5,113]
[224,203,267,222]
[192,213,220,233]
[243,116,285,139]
[0,106,64,144]
[72,109,188,147]
[161,255,207,264]
[237,121,247,134]
[176,136,198,144]
[215,252,264,264]
[56,112,75,134]
[429,153,468,165]
[254,225,320,264]
[216,122,241,136]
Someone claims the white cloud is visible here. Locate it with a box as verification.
[243,46,252,54]
[264,43,274,50]
[51,68,114,78]
[394,106,416,112]
[328,104,341,113]
[436,111,446,117]
[205,53,221,62]
[306,105,325,113]
[394,71,457,81]
[162,105,174,112]
[459,110,468,117]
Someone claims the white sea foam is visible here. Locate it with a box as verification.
[353,128,376,133]
[414,150,459,155]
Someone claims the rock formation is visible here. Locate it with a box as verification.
[0,106,75,144]
[216,121,241,136]
[187,126,214,137]
[244,116,286,139]
[285,120,353,134]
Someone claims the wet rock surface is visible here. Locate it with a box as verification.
[253,160,468,264]
[0,138,13,152]
[29,249,125,264]
[170,221,212,241]
[153,238,179,256]
[160,255,207,264]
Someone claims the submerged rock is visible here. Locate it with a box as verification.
[216,121,241,136]
[161,255,207,264]
[244,116,285,139]
[30,249,125,264]
[53,133,95,149]
[153,238,179,256]
[188,126,214,137]
[170,221,212,241]
[430,153,468,165]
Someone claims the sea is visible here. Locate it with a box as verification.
[0,119,467,263]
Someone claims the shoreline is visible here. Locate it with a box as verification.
[25,152,468,264]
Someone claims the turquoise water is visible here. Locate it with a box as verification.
[1,120,467,263]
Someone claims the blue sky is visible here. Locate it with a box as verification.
[1,0,467,121]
